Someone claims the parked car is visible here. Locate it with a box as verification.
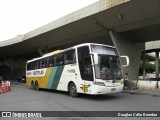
[16,76,26,83]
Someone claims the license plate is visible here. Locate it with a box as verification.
[111,88,116,91]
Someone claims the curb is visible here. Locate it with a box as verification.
[123,90,160,96]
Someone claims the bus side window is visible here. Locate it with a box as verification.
[27,63,31,70]
[45,58,49,67]
[55,53,64,66]
[33,61,36,69]
[31,62,35,70]
[64,49,76,65]
[48,56,54,67]
[40,59,45,68]
[55,55,59,66]
[35,60,40,69]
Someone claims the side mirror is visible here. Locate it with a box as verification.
[120,56,129,67]
[90,52,98,65]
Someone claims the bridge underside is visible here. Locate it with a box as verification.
[0,0,160,57]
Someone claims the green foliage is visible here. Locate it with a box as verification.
[139,60,155,70]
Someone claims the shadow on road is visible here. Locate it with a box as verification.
[79,94,122,101]
[37,88,122,101]
[10,81,124,101]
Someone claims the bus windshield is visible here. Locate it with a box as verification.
[95,55,123,80]
[91,45,123,80]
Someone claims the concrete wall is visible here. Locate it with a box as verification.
[0,68,11,80]
[7,58,27,80]
[137,80,160,90]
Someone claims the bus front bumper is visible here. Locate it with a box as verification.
[87,84,123,95]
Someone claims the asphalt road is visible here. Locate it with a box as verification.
[0,81,160,120]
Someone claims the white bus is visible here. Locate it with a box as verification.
[26,43,129,97]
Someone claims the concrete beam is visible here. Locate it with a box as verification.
[146,40,160,51]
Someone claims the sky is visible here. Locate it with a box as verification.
[0,0,99,41]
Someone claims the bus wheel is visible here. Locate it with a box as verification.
[31,81,35,90]
[35,82,39,91]
[69,83,79,97]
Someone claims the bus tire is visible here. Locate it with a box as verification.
[31,81,35,90]
[69,83,79,97]
[35,81,39,91]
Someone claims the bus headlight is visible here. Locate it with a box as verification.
[94,82,105,86]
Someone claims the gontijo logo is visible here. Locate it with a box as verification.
[26,68,46,77]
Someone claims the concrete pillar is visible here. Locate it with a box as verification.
[4,58,13,79]
[109,30,145,88]
[155,50,159,88]
[142,51,146,79]
[155,50,159,78]
[7,57,27,80]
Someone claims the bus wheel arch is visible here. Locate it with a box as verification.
[68,82,79,97]
[31,80,35,90]
[35,81,39,91]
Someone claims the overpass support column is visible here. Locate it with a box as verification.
[142,51,146,79]
[109,30,144,88]
[155,50,159,88]
[7,58,27,80]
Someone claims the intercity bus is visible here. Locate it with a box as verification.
[26,43,129,97]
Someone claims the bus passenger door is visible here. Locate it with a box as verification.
[77,46,94,93]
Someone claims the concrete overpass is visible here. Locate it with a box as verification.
[0,0,160,88]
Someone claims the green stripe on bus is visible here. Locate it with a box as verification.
[47,67,57,89]
[51,66,64,89]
